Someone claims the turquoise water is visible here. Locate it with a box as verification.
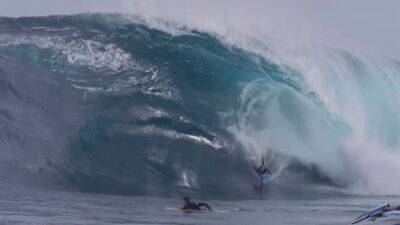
[0,14,344,198]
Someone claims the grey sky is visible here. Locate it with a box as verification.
[302,0,400,61]
[0,0,399,60]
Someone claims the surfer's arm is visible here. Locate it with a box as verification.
[197,202,212,211]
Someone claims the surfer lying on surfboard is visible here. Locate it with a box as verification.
[182,196,212,211]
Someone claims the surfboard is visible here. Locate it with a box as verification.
[166,207,214,213]
[352,203,390,224]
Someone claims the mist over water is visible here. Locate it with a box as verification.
[119,2,400,195]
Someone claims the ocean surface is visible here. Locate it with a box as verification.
[2,184,400,225]
[1,13,400,224]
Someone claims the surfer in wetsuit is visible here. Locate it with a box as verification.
[181,196,212,211]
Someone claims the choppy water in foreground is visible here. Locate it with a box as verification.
[1,184,399,225]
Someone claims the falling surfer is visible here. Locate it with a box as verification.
[254,156,273,190]
[352,203,400,224]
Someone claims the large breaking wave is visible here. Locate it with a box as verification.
[1,14,400,198]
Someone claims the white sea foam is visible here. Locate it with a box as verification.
[0,34,133,73]
[116,2,400,195]
[0,32,181,101]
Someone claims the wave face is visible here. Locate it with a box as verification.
[1,14,400,198]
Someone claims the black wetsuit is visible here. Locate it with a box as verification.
[182,202,212,211]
